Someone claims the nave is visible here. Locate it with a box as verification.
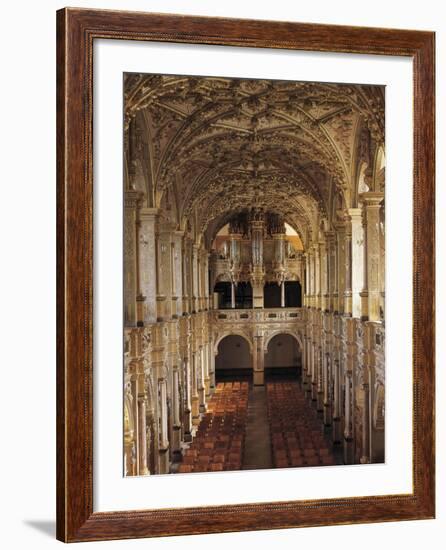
[174,377,339,474]
[123,75,386,476]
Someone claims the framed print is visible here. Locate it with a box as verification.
[56,8,435,542]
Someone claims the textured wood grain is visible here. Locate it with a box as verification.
[56,7,435,542]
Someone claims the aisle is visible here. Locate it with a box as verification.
[242,386,272,470]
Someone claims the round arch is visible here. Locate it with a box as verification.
[263,330,302,352]
[214,331,253,355]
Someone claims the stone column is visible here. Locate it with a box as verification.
[316,346,324,411]
[360,192,385,322]
[198,346,207,412]
[124,434,135,476]
[171,231,184,318]
[210,349,216,390]
[336,223,346,315]
[253,333,264,385]
[314,244,321,309]
[191,351,200,425]
[156,229,172,321]
[158,378,169,473]
[171,368,182,461]
[281,280,286,307]
[360,381,371,463]
[332,358,342,443]
[311,339,317,401]
[349,208,365,319]
[124,190,140,326]
[323,352,332,425]
[305,336,311,399]
[183,358,192,442]
[326,231,336,312]
[302,252,310,307]
[204,343,211,397]
[137,396,149,475]
[320,240,328,311]
[344,370,354,464]
[343,221,352,316]
[231,282,236,309]
[251,213,265,308]
[192,245,199,313]
[138,208,158,323]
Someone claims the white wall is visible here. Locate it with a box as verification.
[1,1,444,549]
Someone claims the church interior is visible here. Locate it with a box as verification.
[123,74,385,476]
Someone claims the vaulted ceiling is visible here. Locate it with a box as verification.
[124,74,384,247]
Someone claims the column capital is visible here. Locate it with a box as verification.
[125,189,144,208]
[347,207,362,221]
[139,206,159,219]
[359,191,384,207]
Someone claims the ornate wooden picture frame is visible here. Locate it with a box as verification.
[56,7,435,542]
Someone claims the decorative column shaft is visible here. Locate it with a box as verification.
[360,382,371,463]
[343,222,352,316]
[360,192,385,322]
[191,352,200,424]
[137,396,149,475]
[253,333,264,385]
[158,380,169,450]
[344,371,352,440]
[124,191,140,326]
[323,352,332,425]
[314,244,321,309]
[198,346,207,412]
[138,208,158,323]
[183,358,192,441]
[332,358,342,443]
[336,223,346,315]
[192,245,199,313]
[326,231,336,312]
[349,208,365,319]
[320,240,328,311]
